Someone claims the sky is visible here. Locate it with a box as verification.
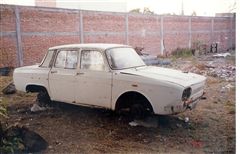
[127,0,236,16]
[0,0,237,16]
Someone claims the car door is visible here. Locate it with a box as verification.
[75,49,112,108]
[49,49,79,103]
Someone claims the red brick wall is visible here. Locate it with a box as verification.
[0,4,236,67]
[83,11,126,44]
[128,15,161,55]
[0,6,18,67]
[163,16,189,52]
[19,7,80,65]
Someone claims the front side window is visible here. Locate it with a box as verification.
[81,50,105,71]
[55,50,78,69]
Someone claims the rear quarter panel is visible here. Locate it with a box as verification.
[13,65,50,94]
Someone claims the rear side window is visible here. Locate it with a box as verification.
[41,50,54,67]
[55,50,78,69]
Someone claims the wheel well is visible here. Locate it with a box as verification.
[26,85,48,93]
[115,91,153,113]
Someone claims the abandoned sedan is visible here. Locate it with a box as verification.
[13,44,206,117]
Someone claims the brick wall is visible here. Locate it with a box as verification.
[0,4,236,68]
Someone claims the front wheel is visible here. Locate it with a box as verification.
[130,104,146,119]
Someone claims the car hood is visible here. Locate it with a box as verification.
[120,66,206,87]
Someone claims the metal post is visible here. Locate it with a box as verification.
[160,16,164,55]
[188,17,192,48]
[211,18,214,43]
[79,10,84,43]
[230,17,233,48]
[125,14,129,45]
[15,6,23,67]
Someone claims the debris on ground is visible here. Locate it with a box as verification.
[30,103,47,112]
[1,125,48,153]
[0,67,12,76]
[2,82,16,95]
[129,121,138,127]
[176,123,182,128]
[135,47,171,65]
[190,140,203,148]
[213,52,231,58]
[141,56,171,65]
[184,117,189,123]
[129,116,159,128]
[207,64,235,81]
[170,57,235,82]
[159,59,171,65]
[140,54,159,65]
[221,84,235,93]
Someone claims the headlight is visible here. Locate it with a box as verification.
[182,87,192,101]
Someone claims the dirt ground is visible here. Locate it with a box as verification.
[0,54,235,153]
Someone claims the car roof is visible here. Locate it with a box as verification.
[49,43,131,50]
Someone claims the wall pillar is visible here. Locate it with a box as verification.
[160,16,164,55]
[125,14,129,45]
[188,17,192,48]
[79,10,84,43]
[15,6,23,67]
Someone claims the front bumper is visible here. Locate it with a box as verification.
[163,91,206,115]
[183,91,206,110]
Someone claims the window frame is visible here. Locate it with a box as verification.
[53,48,80,69]
[80,49,106,71]
[39,50,56,68]
[104,47,146,70]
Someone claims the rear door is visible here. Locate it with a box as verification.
[49,49,79,103]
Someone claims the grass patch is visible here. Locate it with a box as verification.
[171,48,193,58]
[224,101,235,115]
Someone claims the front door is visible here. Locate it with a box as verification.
[49,49,79,103]
[75,50,112,108]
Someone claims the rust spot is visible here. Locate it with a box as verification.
[131,84,138,87]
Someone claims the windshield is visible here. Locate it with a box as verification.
[106,47,146,70]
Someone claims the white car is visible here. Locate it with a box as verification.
[13,44,206,118]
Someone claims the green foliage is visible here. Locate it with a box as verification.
[0,96,9,119]
[0,137,23,153]
[143,7,154,14]
[0,106,7,118]
[192,40,203,50]
[129,8,141,13]
[129,7,154,14]
[192,11,197,16]
[171,48,193,58]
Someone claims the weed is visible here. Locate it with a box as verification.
[0,137,23,153]
[0,106,7,118]
[224,101,235,115]
[171,48,193,58]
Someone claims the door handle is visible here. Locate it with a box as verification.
[76,72,84,75]
[51,70,57,74]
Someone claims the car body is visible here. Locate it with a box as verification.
[13,43,206,116]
